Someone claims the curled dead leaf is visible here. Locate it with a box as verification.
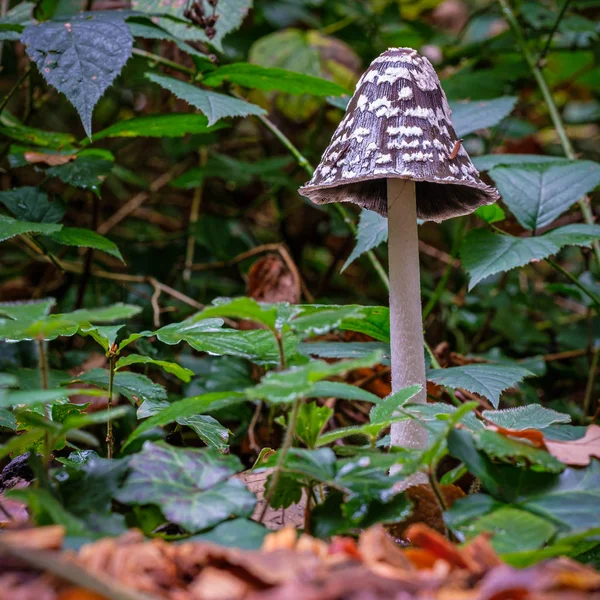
[24,152,76,166]
[545,424,600,466]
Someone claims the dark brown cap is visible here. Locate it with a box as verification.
[299,47,499,222]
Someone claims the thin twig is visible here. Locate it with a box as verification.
[131,48,195,76]
[183,149,207,282]
[537,0,572,64]
[583,346,599,416]
[0,66,32,115]
[546,258,600,309]
[149,278,162,329]
[106,355,116,459]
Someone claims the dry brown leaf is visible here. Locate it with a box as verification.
[247,255,300,304]
[545,425,600,466]
[24,152,76,166]
[0,525,64,550]
[489,425,547,449]
[58,588,110,600]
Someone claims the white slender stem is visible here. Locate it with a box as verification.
[387,179,428,469]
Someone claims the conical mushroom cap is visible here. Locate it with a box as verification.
[299,47,499,222]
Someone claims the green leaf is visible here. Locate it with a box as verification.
[115,354,194,382]
[69,304,142,323]
[247,352,382,405]
[46,156,113,194]
[342,209,388,272]
[489,160,600,230]
[460,225,600,289]
[482,405,571,430]
[0,314,78,341]
[289,305,363,335]
[79,323,124,352]
[154,316,224,345]
[309,381,381,404]
[45,227,124,262]
[146,73,266,126]
[450,96,517,137]
[339,306,390,343]
[295,401,334,448]
[177,414,230,451]
[0,214,62,242]
[187,518,268,550]
[428,364,533,408]
[123,391,245,451]
[0,388,83,407]
[0,113,76,148]
[115,442,255,532]
[21,12,133,138]
[73,369,167,406]
[474,204,505,224]
[203,63,348,96]
[0,298,55,320]
[194,297,278,329]
[370,386,421,423]
[131,0,251,50]
[475,429,565,473]
[299,341,389,362]
[0,186,65,223]
[92,113,225,140]
[473,154,565,172]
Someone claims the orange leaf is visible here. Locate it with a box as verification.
[405,523,473,570]
[24,151,76,166]
[545,424,600,466]
[489,425,547,449]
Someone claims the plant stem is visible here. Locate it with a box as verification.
[583,345,599,416]
[106,355,116,459]
[0,66,32,115]
[259,397,302,522]
[546,258,600,309]
[37,339,52,419]
[498,0,600,269]
[131,48,196,76]
[537,0,571,64]
[183,149,207,282]
[255,113,390,290]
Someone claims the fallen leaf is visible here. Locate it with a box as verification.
[24,151,76,166]
[489,425,547,449]
[247,254,300,304]
[545,424,600,466]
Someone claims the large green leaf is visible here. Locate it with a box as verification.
[0,113,76,148]
[115,442,255,533]
[45,227,124,262]
[0,314,78,341]
[146,73,266,126]
[92,114,225,140]
[482,405,571,430]
[21,12,133,138]
[188,518,267,550]
[450,96,517,138]
[115,354,194,383]
[428,364,534,408]
[46,155,113,194]
[0,214,62,242]
[247,352,382,404]
[342,209,388,272]
[460,225,600,289]
[0,187,65,223]
[489,160,600,230]
[177,414,230,452]
[131,0,252,49]
[0,298,55,321]
[339,306,390,343]
[203,63,348,96]
[193,297,278,329]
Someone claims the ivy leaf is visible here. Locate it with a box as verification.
[342,209,388,271]
[428,364,534,408]
[0,214,62,242]
[21,12,133,138]
[489,160,600,231]
[45,227,124,262]
[450,96,518,137]
[93,114,226,140]
[0,187,65,223]
[482,405,571,430]
[46,155,113,195]
[460,225,600,289]
[115,354,194,383]
[115,442,255,533]
[146,73,266,126]
[131,0,251,50]
[203,63,349,97]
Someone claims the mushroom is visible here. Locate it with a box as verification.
[299,47,499,464]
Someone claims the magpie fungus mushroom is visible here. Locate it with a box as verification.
[299,47,499,462]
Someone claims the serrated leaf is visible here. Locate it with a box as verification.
[450,96,518,137]
[146,73,266,126]
[370,386,421,423]
[21,12,133,138]
[203,63,348,97]
[483,405,571,430]
[473,154,565,172]
[0,298,55,320]
[0,314,78,341]
[123,391,245,451]
[131,0,251,50]
[73,369,167,406]
[70,304,141,323]
[428,364,534,408]
[0,187,65,223]
[0,214,62,242]
[79,323,123,351]
[45,227,124,262]
[475,429,565,473]
[153,316,224,344]
[342,209,388,271]
[489,160,600,230]
[247,352,382,405]
[460,225,600,289]
[46,156,113,194]
[115,442,254,532]
[295,402,334,448]
[195,297,278,329]
[93,113,225,140]
[115,354,194,383]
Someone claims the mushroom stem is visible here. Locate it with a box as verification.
[387,179,429,461]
